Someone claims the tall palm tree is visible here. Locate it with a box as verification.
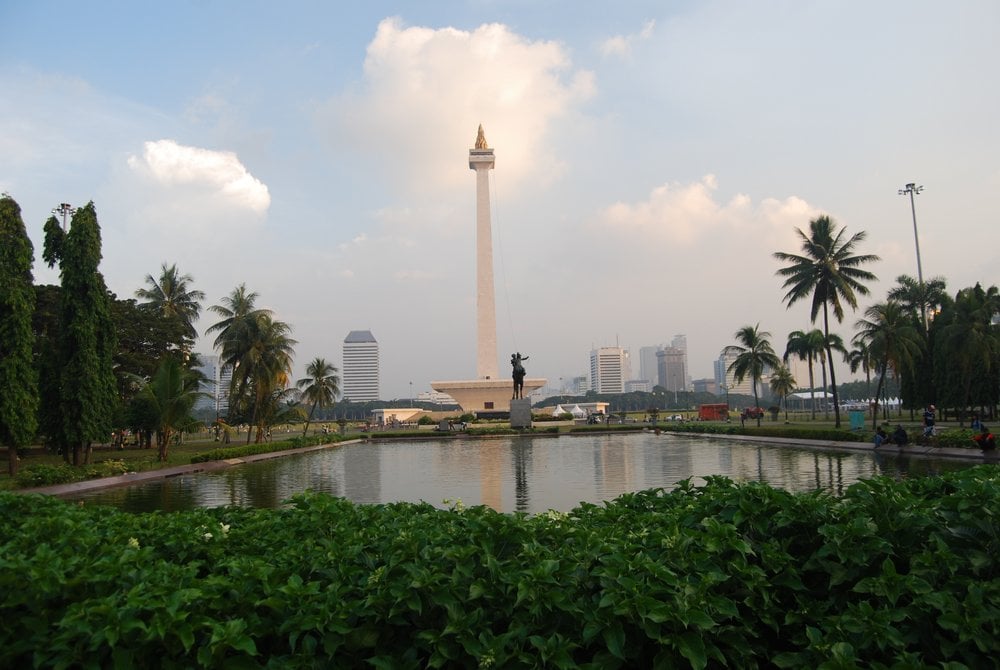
[774,215,879,427]
[206,284,272,421]
[887,274,948,335]
[784,329,825,420]
[724,324,781,426]
[296,358,340,436]
[238,313,297,443]
[853,301,923,429]
[769,364,796,422]
[135,263,206,348]
[846,340,875,400]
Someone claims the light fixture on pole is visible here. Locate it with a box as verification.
[898,183,926,326]
[52,203,75,231]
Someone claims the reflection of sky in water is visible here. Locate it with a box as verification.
[68,433,974,514]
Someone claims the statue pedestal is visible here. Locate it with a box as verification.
[510,398,532,429]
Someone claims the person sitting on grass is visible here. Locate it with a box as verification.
[972,426,996,451]
[892,425,909,446]
[874,426,888,447]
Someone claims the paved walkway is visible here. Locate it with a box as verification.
[15,432,996,499]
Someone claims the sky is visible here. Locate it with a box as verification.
[2,1,998,400]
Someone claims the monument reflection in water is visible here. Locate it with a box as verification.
[66,433,972,514]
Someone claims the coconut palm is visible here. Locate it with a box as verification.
[296,358,340,436]
[784,329,825,420]
[887,274,948,334]
[724,324,781,427]
[238,313,297,443]
[774,215,879,427]
[137,357,206,461]
[769,364,797,422]
[846,340,876,400]
[135,263,206,348]
[853,301,923,429]
[206,284,272,421]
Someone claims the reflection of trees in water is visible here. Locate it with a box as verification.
[511,442,532,513]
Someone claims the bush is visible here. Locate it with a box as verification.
[417,415,435,425]
[14,463,78,487]
[0,468,998,667]
[191,434,343,463]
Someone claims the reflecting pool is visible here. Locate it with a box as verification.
[67,432,973,514]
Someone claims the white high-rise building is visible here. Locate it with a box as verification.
[342,330,380,401]
[590,347,628,394]
[194,354,231,417]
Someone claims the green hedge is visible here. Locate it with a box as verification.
[651,422,864,441]
[3,468,997,667]
[568,423,647,433]
[190,434,345,463]
[14,459,131,487]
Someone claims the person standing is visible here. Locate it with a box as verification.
[922,404,936,437]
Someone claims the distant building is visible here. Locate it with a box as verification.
[692,378,717,395]
[416,389,457,405]
[656,347,687,393]
[571,376,589,395]
[193,354,231,417]
[342,330,380,401]
[638,345,662,386]
[625,379,651,393]
[591,346,628,394]
[714,349,769,398]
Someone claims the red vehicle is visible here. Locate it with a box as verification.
[698,404,730,421]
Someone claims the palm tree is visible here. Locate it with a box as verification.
[846,341,876,400]
[887,274,948,335]
[137,357,206,461]
[769,364,797,422]
[239,313,297,443]
[206,284,272,422]
[135,263,206,348]
[296,358,340,436]
[784,329,825,420]
[724,324,781,426]
[774,215,879,427]
[853,301,923,429]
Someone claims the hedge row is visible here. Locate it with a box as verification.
[1,467,997,668]
[190,433,346,463]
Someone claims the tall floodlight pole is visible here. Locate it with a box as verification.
[898,183,926,326]
[53,202,75,231]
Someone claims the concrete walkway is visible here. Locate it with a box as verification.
[14,432,996,500]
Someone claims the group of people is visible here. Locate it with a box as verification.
[873,403,995,450]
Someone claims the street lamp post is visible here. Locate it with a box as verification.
[898,183,927,327]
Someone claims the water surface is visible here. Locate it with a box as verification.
[68,433,971,513]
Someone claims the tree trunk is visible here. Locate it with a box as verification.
[822,304,842,428]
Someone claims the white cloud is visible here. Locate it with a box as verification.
[598,175,819,245]
[600,20,656,58]
[321,18,595,197]
[127,139,270,213]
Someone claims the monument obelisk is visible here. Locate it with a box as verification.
[431,126,545,413]
[470,124,498,380]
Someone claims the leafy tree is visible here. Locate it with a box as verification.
[774,215,879,427]
[783,329,826,420]
[136,357,205,461]
[724,324,781,426]
[846,341,876,399]
[206,283,270,422]
[769,364,796,422]
[853,301,923,429]
[889,274,948,412]
[934,284,1000,424]
[888,274,948,334]
[135,263,206,350]
[32,284,62,452]
[42,202,118,465]
[0,195,39,475]
[296,358,340,436]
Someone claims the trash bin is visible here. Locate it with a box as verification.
[849,410,865,431]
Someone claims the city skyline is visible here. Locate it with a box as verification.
[3,2,998,399]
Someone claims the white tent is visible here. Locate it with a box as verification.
[569,404,586,418]
[551,405,565,416]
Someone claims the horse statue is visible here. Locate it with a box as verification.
[511,352,529,399]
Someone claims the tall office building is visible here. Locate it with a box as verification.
[194,354,232,417]
[714,349,762,397]
[590,347,628,394]
[638,345,662,386]
[656,347,687,393]
[342,330,380,401]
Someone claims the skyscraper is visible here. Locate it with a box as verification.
[656,347,687,393]
[591,346,628,394]
[342,330,380,401]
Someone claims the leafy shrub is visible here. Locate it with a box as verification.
[934,428,980,449]
[417,415,435,425]
[568,423,646,433]
[191,434,343,463]
[14,463,79,487]
[1,468,998,667]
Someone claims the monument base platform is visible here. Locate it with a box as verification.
[509,398,532,429]
[430,378,546,413]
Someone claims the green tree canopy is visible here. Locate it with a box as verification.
[296,358,340,437]
[724,323,781,426]
[135,262,206,350]
[0,195,39,475]
[853,301,923,429]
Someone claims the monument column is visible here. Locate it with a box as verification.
[470,125,498,380]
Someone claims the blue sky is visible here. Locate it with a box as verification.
[3,1,998,399]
